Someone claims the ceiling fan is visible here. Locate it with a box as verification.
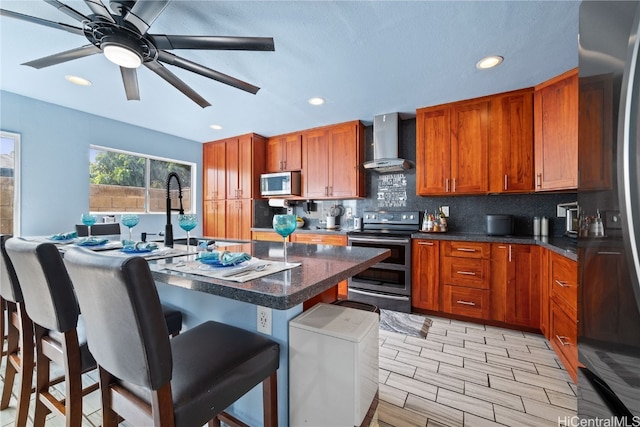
[0,0,275,107]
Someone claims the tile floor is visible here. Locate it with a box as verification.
[0,313,577,426]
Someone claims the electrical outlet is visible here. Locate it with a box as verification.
[257,305,272,335]
[345,208,353,218]
[441,206,450,217]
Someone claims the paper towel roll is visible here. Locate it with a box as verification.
[268,198,289,208]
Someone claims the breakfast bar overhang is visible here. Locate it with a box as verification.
[147,240,390,426]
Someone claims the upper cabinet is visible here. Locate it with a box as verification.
[579,73,613,191]
[225,133,267,199]
[489,89,534,193]
[416,98,490,195]
[203,142,226,200]
[534,68,578,191]
[266,133,302,172]
[302,121,365,199]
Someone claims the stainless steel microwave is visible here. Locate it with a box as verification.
[260,171,301,197]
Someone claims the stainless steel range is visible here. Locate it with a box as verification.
[347,211,420,313]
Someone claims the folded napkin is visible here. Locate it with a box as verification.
[196,250,252,266]
[50,231,78,241]
[76,237,109,246]
[121,241,158,253]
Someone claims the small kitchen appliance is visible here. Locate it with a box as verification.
[485,214,513,236]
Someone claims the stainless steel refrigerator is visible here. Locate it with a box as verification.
[578,1,640,422]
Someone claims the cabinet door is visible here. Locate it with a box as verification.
[225,199,252,241]
[328,122,363,198]
[284,133,302,171]
[412,239,440,311]
[226,137,240,199]
[579,74,613,190]
[503,244,540,328]
[237,134,254,199]
[540,247,550,338]
[203,200,226,239]
[265,137,285,172]
[534,69,578,191]
[490,89,534,193]
[203,142,226,200]
[416,106,451,195]
[302,128,330,198]
[450,99,489,194]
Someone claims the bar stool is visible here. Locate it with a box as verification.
[0,235,34,427]
[64,247,280,427]
[5,237,99,427]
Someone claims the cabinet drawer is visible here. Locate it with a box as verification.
[550,254,577,313]
[442,257,490,289]
[442,241,490,259]
[442,285,490,319]
[252,231,287,242]
[291,233,347,246]
[550,302,577,380]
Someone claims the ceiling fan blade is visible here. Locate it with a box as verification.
[84,0,115,23]
[22,44,102,69]
[149,35,275,51]
[124,0,169,35]
[157,50,260,94]
[43,0,90,22]
[0,8,85,36]
[120,67,140,100]
[144,60,211,108]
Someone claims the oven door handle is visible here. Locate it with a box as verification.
[349,288,410,301]
[348,237,411,245]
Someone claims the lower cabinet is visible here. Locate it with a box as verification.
[442,285,491,319]
[252,230,288,242]
[412,239,440,311]
[225,199,252,241]
[203,200,226,239]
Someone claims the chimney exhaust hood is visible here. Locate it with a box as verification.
[362,113,411,173]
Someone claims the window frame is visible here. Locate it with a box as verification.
[89,144,197,214]
[1,131,21,235]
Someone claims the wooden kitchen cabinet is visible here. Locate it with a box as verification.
[302,121,365,199]
[291,233,348,298]
[489,89,534,193]
[547,250,578,382]
[252,230,288,242]
[416,98,489,195]
[226,133,266,199]
[534,68,578,191]
[579,73,613,191]
[266,133,302,172]
[440,241,491,320]
[490,243,541,328]
[225,199,253,241]
[412,239,440,311]
[203,200,225,239]
[203,141,226,200]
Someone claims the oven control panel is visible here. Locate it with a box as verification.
[363,211,420,225]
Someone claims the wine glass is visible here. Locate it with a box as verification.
[272,214,297,265]
[121,214,140,241]
[178,214,198,252]
[80,213,98,237]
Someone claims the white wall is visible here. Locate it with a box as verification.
[0,90,203,238]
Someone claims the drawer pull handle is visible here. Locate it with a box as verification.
[597,251,621,255]
[456,300,476,306]
[456,248,477,252]
[556,335,570,346]
[555,280,569,288]
[418,242,435,246]
[456,271,477,276]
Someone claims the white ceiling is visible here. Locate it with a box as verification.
[0,1,579,143]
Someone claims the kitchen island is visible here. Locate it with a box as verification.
[148,240,389,427]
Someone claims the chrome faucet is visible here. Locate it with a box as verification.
[165,172,184,247]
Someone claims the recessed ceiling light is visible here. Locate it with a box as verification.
[476,55,504,69]
[209,124,223,130]
[308,97,325,106]
[65,75,92,86]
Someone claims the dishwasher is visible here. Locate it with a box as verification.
[289,303,379,426]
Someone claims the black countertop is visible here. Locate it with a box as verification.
[148,240,389,310]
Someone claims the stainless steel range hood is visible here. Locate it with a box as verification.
[362,113,411,173]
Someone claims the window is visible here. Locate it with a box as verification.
[89,146,194,213]
[0,131,20,235]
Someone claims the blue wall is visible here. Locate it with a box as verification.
[0,90,203,238]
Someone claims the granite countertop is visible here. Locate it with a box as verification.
[148,240,389,310]
[412,231,577,261]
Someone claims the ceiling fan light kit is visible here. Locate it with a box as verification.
[1,0,275,107]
